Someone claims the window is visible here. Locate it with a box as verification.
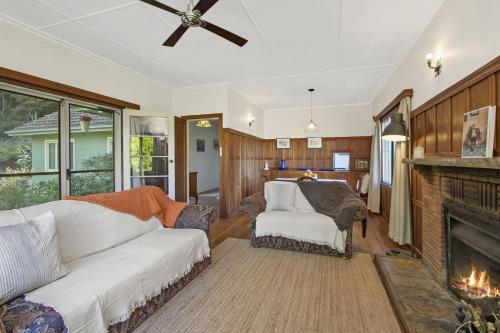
[0,83,121,209]
[333,152,350,171]
[45,140,58,171]
[0,88,60,210]
[381,116,396,185]
[107,137,113,154]
[45,139,75,171]
[129,116,169,194]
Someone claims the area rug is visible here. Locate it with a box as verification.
[135,238,401,333]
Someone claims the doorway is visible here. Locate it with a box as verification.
[175,113,222,212]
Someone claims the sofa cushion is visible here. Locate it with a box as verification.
[0,212,69,305]
[264,181,297,212]
[17,201,162,264]
[294,187,315,212]
[255,211,347,251]
[26,228,210,332]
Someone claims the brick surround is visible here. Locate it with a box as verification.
[415,165,500,285]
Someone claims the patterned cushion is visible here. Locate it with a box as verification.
[0,212,69,305]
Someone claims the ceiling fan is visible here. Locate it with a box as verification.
[140,0,248,47]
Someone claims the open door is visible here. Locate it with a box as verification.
[174,116,187,202]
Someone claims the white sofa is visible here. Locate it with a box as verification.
[0,200,211,333]
[241,181,355,258]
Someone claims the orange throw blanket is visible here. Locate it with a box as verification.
[65,186,187,228]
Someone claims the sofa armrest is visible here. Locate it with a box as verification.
[240,193,266,228]
[0,296,66,333]
[175,205,217,234]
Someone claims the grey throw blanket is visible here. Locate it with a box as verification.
[298,181,367,231]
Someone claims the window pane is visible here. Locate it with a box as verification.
[69,106,113,171]
[0,89,59,174]
[381,116,394,185]
[131,176,168,193]
[130,137,168,158]
[70,171,113,196]
[130,157,168,176]
[0,174,59,210]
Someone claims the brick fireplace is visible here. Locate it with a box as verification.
[411,161,500,285]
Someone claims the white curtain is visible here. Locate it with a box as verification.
[388,97,412,245]
[367,121,381,213]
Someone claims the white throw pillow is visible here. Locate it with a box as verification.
[294,187,315,212]
[264,182,297,212]
[361,173,370,194]
[0,211,69,304]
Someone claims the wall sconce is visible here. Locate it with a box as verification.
[248,115,255,128]
[426,53,442,76]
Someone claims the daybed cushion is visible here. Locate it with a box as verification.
[264,181,297,212]
[255,211,347,252]
[2,200,162,264]
[0,212,68,304]
[26,228,210,333]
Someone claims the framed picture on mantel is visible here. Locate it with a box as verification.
[276,138,291,149]
[461,106,496,158]
[307,137,322,149]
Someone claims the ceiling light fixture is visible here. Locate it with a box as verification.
[305,88,319,132]
[196,120,212,128]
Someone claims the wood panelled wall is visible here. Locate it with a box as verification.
[219,133,372,218]
[410,56,500,257]
[262,136,372,170]
[220,128,264,218]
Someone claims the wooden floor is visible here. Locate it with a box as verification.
[209,200,406,256]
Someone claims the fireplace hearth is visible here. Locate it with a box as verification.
[445,203,500,311]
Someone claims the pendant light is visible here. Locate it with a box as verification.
[305,88,319,132]
[196,120,212,128]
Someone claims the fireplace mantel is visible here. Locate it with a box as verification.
[403,157,500,170]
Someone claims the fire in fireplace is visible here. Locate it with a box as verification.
[445,204,500,310]
[451,266,500,299]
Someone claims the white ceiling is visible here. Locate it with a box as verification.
[0,0,444,110]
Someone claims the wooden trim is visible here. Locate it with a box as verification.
[412,56,500,118]
[223,127,263,141]
[373,89,413,121]
[0,67,140,110]
[181,113,224,121]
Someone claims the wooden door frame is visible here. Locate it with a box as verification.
[180,113,223,206]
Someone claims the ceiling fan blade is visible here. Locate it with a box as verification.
[202,21,248,47]
[163,25,189,47]
[193,0,219,15]
[140,0,181,16]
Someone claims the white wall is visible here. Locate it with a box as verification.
[172,86,228,125]
[0,19,177,197]
[263,104,373,139]
[0,18,172,112]
[372,0,500,113]
[188,120,220,193]
[228,89,265,137]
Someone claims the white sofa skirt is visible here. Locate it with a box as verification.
[255,211,347,252]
